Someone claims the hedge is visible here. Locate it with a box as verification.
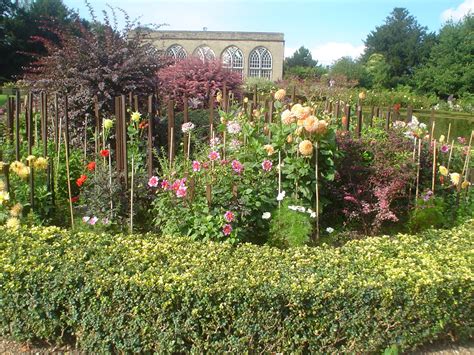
[0,222,473,353]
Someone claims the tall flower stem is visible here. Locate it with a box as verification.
[415,138,422,204]
[447,139,455,173]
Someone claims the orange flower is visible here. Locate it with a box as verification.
[139,120,149,129]
[298,140,313,156]
[303,116,318,133]
[100,149,110,157]
[86,161,96,171]
[76,174,87,187]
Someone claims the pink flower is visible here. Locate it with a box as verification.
[224,211,235,223]
[176,185,187,198]
[208,150,220,161]
[192,160,201,172]
[89,216,98,225]
[82,216,90,223]
[440,144,449,153]
[261,159,273,172]
[171,180,182,191]
[458,137,467,144]
[222,223,232,236]
[161,180,170,190]
[148,175,159,187]
[231,160,243,174]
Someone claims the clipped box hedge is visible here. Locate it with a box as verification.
[0,222,473,353]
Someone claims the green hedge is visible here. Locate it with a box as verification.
[0,222,473,352]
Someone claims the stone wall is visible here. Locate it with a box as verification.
[147,31,285,80]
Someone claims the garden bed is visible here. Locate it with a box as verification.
[1,222,472,353]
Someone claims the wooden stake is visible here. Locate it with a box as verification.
[432,140,437,193]
[15,90,21,160]
[415,138,422,203]
[64,131,74,230]
[447,139,455,173]
[446,123,451,144]
[461,131,473,179]
[315,142,320,240]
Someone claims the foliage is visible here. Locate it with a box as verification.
[284,46,319,68]
[243,76,276,94]
[362,7,437,87]
[23,6,161,140]
[329,57,368,87]
[365,53,390,88]
[0,222,472,352]
[268,200,313,248]
[157,57,243,109]
[284,65,328,80]
[413,15,474,98]
[408,193,445,233]
[0,0,76,83]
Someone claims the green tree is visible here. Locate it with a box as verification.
[285,46,318,68]
[330,56,368,86]
[364,53,390,88]
[413,15,474,98]
[362,8,436,87]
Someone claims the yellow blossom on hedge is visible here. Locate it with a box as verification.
[439,165,448,176]
[274,89,286,101]
[10,203,22,217]
[34,157,48,171]
[358,92,366,100]
[450,172,460,186]
[26,155,36,163]
[0,190,10,205]
[299,140,313,156]
[131,111,141,123]
[6,217,20,231]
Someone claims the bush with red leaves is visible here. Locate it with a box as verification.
[157,57,243,109]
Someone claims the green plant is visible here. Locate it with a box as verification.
[0,221,472,352]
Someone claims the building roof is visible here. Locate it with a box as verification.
[148,30,284,42]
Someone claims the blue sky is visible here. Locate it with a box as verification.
[63,0,473,65]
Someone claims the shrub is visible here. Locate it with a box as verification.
[0,222,472,353]
[157,57,243,109]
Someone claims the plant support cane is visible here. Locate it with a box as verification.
[64,132,74,230]
[315,141,320,240]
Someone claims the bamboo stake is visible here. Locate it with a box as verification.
[64,132,74,230]
[447,139,455,173]
[432,140,437,193]
[315,142,320,240]
[130,153,134,234]
[187,132,191,160]
[461,131,473,179]
[169,126,174,168]
[446,123,451,145]
[415,138,422,203]
[278,150,282,209]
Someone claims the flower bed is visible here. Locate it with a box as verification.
[1,222,472,353]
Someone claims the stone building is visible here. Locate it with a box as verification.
[147,30,285,81]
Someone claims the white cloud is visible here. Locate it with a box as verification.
[441,0,474,21]
[311,42,365,66]
[284,42,365,66]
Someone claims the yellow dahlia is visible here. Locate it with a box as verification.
[17,166,30,179]
[274,89,286,101]
[6,217,20,231]
[0,190,10,205]
[131,111,141,123]
[263,144,275,156]
[450,172,460,186]
[34,157,48,171]
[438,165,448,177]
[10,203,22,217]
[281,109,295,125]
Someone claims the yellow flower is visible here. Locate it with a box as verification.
[131,111,141,123]
[286,134,293,143]
[243,97,249,103]
[10,161,24,174]
[358,91,366,100]
[103,118,114,130]
[263,144,275,156]
[281,109,295,125]
[34,157,48,171]
[450,172,460,186]
[6,217,20,231]
[26,155,36,163]
[0,161,5,171]
[17,166,30,179]
[294,127,303,136]
[274,89,286,101]
[216,92,223,103]
[299,140,313,156]
[252,109,261,117]
[10,203,22,217]
[461,180,470,189]
[0,190,10,204]
[439,135,445,143]
[438,165,448,177]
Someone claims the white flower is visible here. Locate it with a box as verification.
[326,227,334,233]
[310,212,316,218]
[262,212,271,220]
[82,216,90,223]
[227,120,242,134]
[276,190,286,201]
[419,123,427,130]
[288,205,298,211]
[181,122,195,133]
[296,206,306,213]
[210,137,221,147]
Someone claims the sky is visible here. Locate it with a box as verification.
[63,0,473,65]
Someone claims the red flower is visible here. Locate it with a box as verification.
[76,174,87,187]
[71,196,80,203]
[100,149,110,157]
[393,103,401,113]
[139,120,149,130]
[222,224,232,236]
[86,161,96,171]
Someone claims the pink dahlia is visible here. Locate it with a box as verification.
[261,159,273,172]
[208,150,220,161]
[222,223,232,236]
[176,185,187,198]
[161,180,171,190]
[192,160,201,172]
[231,160,243,174]
[148,175,159,187]
[224,211,235,223]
